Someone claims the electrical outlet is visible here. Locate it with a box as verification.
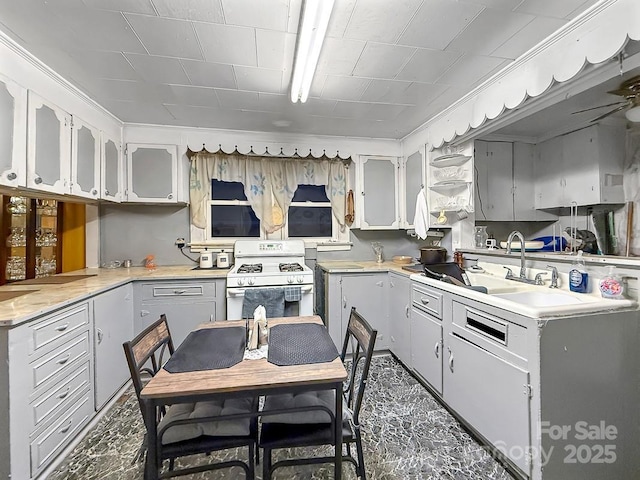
[175,237,186,248]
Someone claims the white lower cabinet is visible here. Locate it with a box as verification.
[4,302,94,480]
[133,279,225,347]
[325,272,389,351]
[388,272,411,366]
[411,307,443,395]
[93,284,134,410]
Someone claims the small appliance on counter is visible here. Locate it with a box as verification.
[199,249,214,269]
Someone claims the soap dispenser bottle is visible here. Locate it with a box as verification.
[569,250,589,293]
[599,266,623,299]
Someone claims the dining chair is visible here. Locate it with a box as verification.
[259,307,377,480]
[122,314,258,479]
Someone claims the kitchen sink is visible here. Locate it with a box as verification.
[493,290,592,307]
[465,272,537,294]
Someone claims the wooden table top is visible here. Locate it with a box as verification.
[140,316,347,400]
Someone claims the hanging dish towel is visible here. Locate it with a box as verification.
[345,189,354,226]
[413,187,431,240]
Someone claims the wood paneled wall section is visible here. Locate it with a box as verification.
[61,203,86,272]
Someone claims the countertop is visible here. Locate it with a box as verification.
[317,260,416,275]
[0,266,230,327]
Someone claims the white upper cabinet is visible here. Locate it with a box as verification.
[125,143,181,203]
[400,150,425,229]
[0,74,27,188]
[101,134,123,202]
[70,116,101,199]
[26,91,71,195]
[535,125,625,209]
[356,155,400,229]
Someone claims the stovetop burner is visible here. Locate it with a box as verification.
[237,263,262,274]
[279,262,304,272]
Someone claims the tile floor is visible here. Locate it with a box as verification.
[50,356,516,479]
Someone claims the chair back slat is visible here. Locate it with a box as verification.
[341,307,377,425]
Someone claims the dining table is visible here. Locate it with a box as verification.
[140,315,348,480]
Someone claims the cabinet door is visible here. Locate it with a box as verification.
[389,273,411,366]
[411,307,442,394]
[94,284,134,409]
[341,273,388,350]
[562,126,600,206]
[27,92,71,194]
[445,332,530,473]
[402,150,424,228]
[486,142,514,220]
[357,156,399,229]
[0,74,27,187]
[70,116,100,199]
[513,143,556,221]
[473,141,489,220]
[126,143,178,203]
[137,301,215,347]
[101,134,122,202]
[534,135,564,209]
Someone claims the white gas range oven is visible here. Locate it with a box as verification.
[226,239,314,320]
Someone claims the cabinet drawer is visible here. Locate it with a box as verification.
[30,303,89,356]
[30,392,93,476]
[411,284,442,319]
[140,282,216,301]
[31,332,90,393]
[30,361,91,431]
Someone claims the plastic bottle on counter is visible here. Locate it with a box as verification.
[569,250,589,293]
[599,266,624,299]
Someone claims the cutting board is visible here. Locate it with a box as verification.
[13,274,97,285]
[0,290,39,302]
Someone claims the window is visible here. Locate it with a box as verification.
[207,180,339,241]
[207,180,260,238]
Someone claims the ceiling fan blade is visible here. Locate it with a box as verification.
[607,87,637,97]
[619,75,640,90]
[589,104,630,123]
[571,101,628,114]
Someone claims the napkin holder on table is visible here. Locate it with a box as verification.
[248,305,268,350]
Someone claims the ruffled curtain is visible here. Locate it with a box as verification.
[189,152,347,234]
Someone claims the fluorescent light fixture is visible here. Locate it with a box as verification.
[625,105,640,122]
[290,0,335,104]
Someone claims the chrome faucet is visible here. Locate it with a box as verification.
[505,230,527,279]
[547,265,559,288]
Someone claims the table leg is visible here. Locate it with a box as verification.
[335,382,343,480]
[144,400,158,480]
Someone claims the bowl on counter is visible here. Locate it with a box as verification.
[392,255,413,265]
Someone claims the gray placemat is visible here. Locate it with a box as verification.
[164,327,246,373]
[268,323,339,366]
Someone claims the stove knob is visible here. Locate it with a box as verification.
[296,276,303,283]
[287,276,294,284]
[237,278,245,286]
[248,277,255,286]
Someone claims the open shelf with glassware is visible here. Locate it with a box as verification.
[1,195,62,284]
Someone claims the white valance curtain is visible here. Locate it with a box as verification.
[189,152,348,233]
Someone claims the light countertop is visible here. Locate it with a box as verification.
[317,260,416,275]
[0,266,230,327]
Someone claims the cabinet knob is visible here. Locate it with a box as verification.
[91,189,98,195]
[6,172,17,181]
[434,341,440,358]
[167,193,174,199]
[97,328,104,344]
[104,189,110,195]
[34,176,43,184]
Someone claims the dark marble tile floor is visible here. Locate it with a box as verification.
[49,356,516,479]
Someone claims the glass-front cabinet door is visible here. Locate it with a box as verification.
[126,144,178,203]
[101,134,122,202]
[26,92,71,195]
[357,155,399,229]
[2,195,61,284]
[402,150,425,228]
[70,116,100,199]
[0,74,27,188]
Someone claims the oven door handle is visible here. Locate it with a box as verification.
[227,285,312,297]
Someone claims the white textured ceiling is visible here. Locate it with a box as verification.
[0,0,600,139]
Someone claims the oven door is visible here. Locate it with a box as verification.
[226,285,314,320]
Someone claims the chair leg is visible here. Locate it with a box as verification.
[256,441,260,465]
[354,432,367,480]
[169,458,175,471]
[262,447,272,480]
[248,443,255,480]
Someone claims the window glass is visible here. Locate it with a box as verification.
[291,184,329,202]
[211,179,247,200]
[210,205,259,237]
[288,206,332,237]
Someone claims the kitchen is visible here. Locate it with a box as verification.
[1,0,640,479]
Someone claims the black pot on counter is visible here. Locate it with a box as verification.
[418,246,447,264]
